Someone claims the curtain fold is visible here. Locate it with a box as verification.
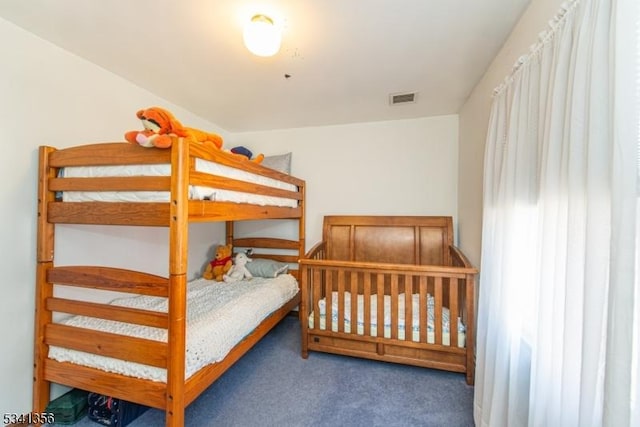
[474,0,639,425]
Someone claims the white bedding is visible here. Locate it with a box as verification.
[48,275,298,383]
[60,159,298,207]
[308,291,466,347]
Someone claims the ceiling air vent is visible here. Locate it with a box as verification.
[390,92,417,105]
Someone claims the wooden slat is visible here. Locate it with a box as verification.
[363,273,371,337]
[47,266,169,297]
[48,201,170,226]
[350,272,358,334]
[391,275,398,340]
[45,324,167,368]
[419,276,428,343]
[337,270,345,333]
[404,275,413,342]
[188,201,302,222]
[233,237,301,250]
[46,297,169,329]
[49,176,171,192]
[449,278,459,348]
[313,268,322,331]
[48,142,170,167]
[434,277,443,345]
[324,270,333,332]
[44,359,166,409]
[309,327,467,353]
[376,274,384,339]
[190,172,302,200]
[300,258,475,276]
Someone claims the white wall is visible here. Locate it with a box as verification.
[457,0,565,267]
[0,18,229,415]
[230,115,459,247]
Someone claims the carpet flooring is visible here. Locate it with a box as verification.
[69,315,474,427]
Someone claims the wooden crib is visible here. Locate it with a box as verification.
[299,215,477,385]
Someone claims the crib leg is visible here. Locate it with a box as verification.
[300,327,309,359]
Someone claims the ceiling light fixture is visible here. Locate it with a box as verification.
[243,14,282,57]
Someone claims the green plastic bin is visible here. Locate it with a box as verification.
[45,388,88,425]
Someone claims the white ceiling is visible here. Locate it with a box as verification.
[0,0,530,132]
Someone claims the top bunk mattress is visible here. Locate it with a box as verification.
[48,274,298,383]
[60,159,298,207]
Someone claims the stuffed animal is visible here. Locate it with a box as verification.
[203,244,233,281]
[230,146,265,164]
[223,252,254,283]
[124,106,224,149]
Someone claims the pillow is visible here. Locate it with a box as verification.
[246,259,289,278]
[261,152,292,174]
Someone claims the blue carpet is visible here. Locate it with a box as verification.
[73,316,474,426]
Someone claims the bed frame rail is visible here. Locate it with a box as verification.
[41,141,305,226]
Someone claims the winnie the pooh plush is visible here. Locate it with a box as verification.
[203,244,233,281]
[124,106,224,150]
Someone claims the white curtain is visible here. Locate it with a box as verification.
[474,0,640,426]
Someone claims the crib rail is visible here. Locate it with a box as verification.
[301,260,472,346]
[300,245,476,381]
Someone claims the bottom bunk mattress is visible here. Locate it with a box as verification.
[308,291,466,347]
[48,275,298,383]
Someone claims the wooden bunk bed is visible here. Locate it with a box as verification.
[33,138,305,426]
[299,216,477,385]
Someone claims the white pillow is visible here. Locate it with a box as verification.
[261,152,292,174]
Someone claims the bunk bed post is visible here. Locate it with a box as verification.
[166,137,189,427]
[33,146,56,414]
[298,182,306,262]
[226,221,234,246]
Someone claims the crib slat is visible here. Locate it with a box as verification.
[377,274,385,339]
[450,279,459,347]
[325,271,333,332]
[419,276,428,343]
[390,275,398,340]
[405,275,413,342]
[350,272,358,334]
[363,273,371,337]
[313,268,321,331]
[337,270,345,333]
[434,277,443,345]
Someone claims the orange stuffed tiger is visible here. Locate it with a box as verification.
[124,106,224,149]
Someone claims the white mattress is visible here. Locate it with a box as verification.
[48,275,298,383]
[60,159,298,207]
[308,291,466,347]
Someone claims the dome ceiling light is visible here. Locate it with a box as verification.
[243,14,282,57]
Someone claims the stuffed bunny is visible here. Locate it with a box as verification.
[223,253,254,283]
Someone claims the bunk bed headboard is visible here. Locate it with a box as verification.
[322,215,453,266]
